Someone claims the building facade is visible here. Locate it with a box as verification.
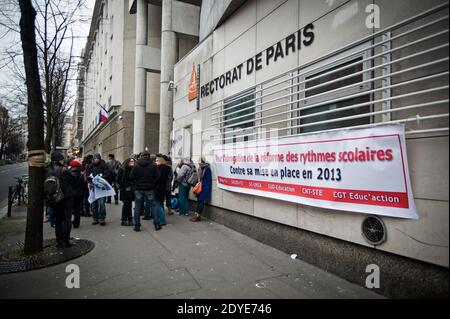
[80,0,200,161]
[61,115,73,149]
[171,0,449,297]
[71,60,85,150]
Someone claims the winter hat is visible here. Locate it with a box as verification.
[140,151,150,159]
[93,153,102,160]
[51,152,64,163]
[70,159,81,167]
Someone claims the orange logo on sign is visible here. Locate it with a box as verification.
[188,64,198,101]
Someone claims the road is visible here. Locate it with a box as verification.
[0,162,28,209]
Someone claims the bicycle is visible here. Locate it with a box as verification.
[11,174,29,205]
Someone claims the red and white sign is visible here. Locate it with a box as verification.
[213,124,418,219]
[188,64,198,102]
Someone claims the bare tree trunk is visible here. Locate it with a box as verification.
[45,134,52,153]
[19,0,44,255]
[52,120,57,151]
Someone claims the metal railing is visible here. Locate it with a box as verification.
[210,3,449,143]
[7,174,29,216]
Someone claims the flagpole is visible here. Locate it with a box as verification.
[96,102,107,113]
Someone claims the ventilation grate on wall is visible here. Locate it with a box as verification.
[362,215,387,246]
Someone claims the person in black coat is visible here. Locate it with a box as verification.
[69,159,84,228]
[155,154,172,226]
[85,154,110,180]
[106,154,121,205]
[158,154,174,215]
[116,157,136,226]
[46,152,77,249]
[85,153,110,225]
[130,151,161,232]
[81,154,93,217]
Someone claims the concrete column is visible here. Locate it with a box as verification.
[133,0,148,154]
[159,0,177,155]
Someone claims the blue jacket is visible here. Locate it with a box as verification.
[198,164,212,202]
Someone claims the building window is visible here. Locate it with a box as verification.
[222,89,255,143]
[298,43,372,134]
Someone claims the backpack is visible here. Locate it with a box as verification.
[44,167,64,205]
[186,165,199,187]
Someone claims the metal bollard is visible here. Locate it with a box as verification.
[7,185,12,217]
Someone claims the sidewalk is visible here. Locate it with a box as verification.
[0,202,383,299]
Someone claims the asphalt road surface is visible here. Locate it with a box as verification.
[0,162,28,209]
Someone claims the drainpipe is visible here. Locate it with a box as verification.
[159,0,177,155]
[133,0,148,154]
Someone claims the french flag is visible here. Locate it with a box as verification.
[98,106,108,124]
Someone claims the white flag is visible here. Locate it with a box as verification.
[88,174,116,203]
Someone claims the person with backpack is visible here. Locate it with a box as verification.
[116,157,135,226]
[106,154,121,205]
[69,159,85,228]
[130,151,161,232]
[45,152,77,249]
[191,157,212,222]
[85,153,110,226]
[176,158,198,216]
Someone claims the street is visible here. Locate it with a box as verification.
[0,202,382,299]
[0,162,28,208]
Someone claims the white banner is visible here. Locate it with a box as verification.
[213,124,418,219]
[88,174,116,204]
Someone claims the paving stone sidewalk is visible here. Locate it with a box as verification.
[0,202,383,299]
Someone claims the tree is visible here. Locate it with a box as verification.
[0,104,11,159]
[46,55,75,150]
[0,103,23,160]
[35,0,81,152]
[5,132,25,159]
[1,0,87,153]
[19,0,45,255]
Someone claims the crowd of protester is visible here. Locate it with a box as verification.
[44,150,212,249]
